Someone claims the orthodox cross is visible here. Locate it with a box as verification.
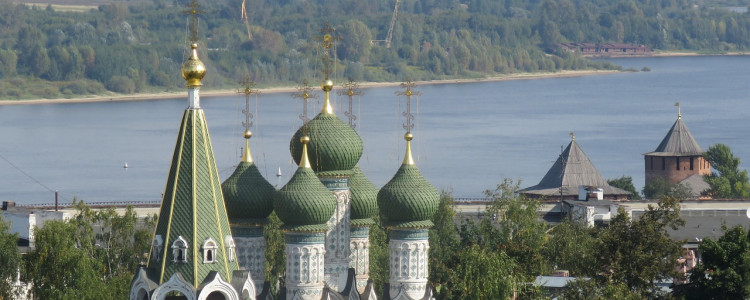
[396,79,420,133]
[236,76,260,132]
[569,131,575,141]
[314,22,340,79]
[292,79,318,124]
[675,102,681,119]
[337,78,363,129]
[183,0,204,43]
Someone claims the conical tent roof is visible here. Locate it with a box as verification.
[148,108,240,286]
[645,118,703,156]
[521,139,630,197]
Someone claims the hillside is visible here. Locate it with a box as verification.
[0,0,748,99]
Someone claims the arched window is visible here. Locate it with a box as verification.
[224,235,236,262]
[171,236,188,263]
[202,237,218,264]
[152,235,163,262]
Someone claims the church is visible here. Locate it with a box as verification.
[129,4,439,299]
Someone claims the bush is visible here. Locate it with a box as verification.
[106,76,135,94]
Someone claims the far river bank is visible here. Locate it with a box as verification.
[0,70,621,106]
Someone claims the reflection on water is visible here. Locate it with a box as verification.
[1,56,749,204]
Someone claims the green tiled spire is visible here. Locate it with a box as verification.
[349,165,378,226]
[275,136,337,232]
[289,80,363,176]
[221,132,276,224]
[147,108,240,286]
[377,133,439,228]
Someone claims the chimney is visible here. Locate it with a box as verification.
[2,201,15,211]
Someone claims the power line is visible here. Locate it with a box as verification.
[0,152,57,194]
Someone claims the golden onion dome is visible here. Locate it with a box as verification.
[181,43,206,87]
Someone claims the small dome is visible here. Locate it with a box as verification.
[349,166,378,223]
[181,43,206,87]
[275,137,336,231]
[377,164,439,227]
[289,114,363,175]
[221,162,276,223]
[377,134,438,228]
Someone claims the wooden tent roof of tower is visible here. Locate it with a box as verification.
[520,139,630,197]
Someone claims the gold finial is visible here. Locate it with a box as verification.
[293,79,318,123]
[320,79,334,115]
[675,102,681,119]
[396,79,421,133]
[241,130,253,163]
[299,136,312,168]
[314,22,340,80]
[570,131,575,141]
[403,132,415,165]
[181,43,206,87]
[182,0,204,43]
[337,78,363,128]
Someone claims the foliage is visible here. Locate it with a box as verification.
[593,196,685,298]
[0,215,22,300]
[429,193,460,299]
[431,191,518,299]
[561,279,641,300]
[482,179,548,279]
[607,175,641,200]
[674,225,750,299]
[24,201,154,299]
[543,220,598,277]
[369,214,389,299]
[263,212,285,298]
[703,143,750,198]
[643,176,693,200]
[2,0,749,98]
[24,220,108,299]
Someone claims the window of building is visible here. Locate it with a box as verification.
[650,157,654,170]
[662,157,666,170]
[690,157,694,170]
[152,235,163,262]
[225,235,236,262]
[676,157,681,170]
[202,237,218,264]
[172,236,188,263]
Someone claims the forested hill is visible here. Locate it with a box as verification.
[0,0,748,99]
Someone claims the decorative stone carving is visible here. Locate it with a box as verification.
[285,232,326,300]
[388,229,429,300]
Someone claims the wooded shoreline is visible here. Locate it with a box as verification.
[0,70,620,106]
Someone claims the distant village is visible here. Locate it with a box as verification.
[557,42,653,57]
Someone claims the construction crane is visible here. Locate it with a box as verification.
[371,0,399,48]
[241,0,253,41]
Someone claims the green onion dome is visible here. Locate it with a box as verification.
[221,131,276,224]
[289,80,363,176]
[377,133,439,228]
[349,165,378,226]
[275,136,337,231]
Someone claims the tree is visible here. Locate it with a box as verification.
[674,225,750,299]
[24,220,108,299]
[543,220,598,277]
[562,279,641,300]
[594,196,685,298]
[429,193,460,299]
[703,144,750,198]
[608,175,641,200]
[264,212,285,298]
[337,20,372,63]
[0,215,22,299]
[643,176,692,200]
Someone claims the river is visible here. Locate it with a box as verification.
[1,55,748,205]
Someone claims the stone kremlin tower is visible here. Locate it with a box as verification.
[644,103,710,197]
[129,39,255,300]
